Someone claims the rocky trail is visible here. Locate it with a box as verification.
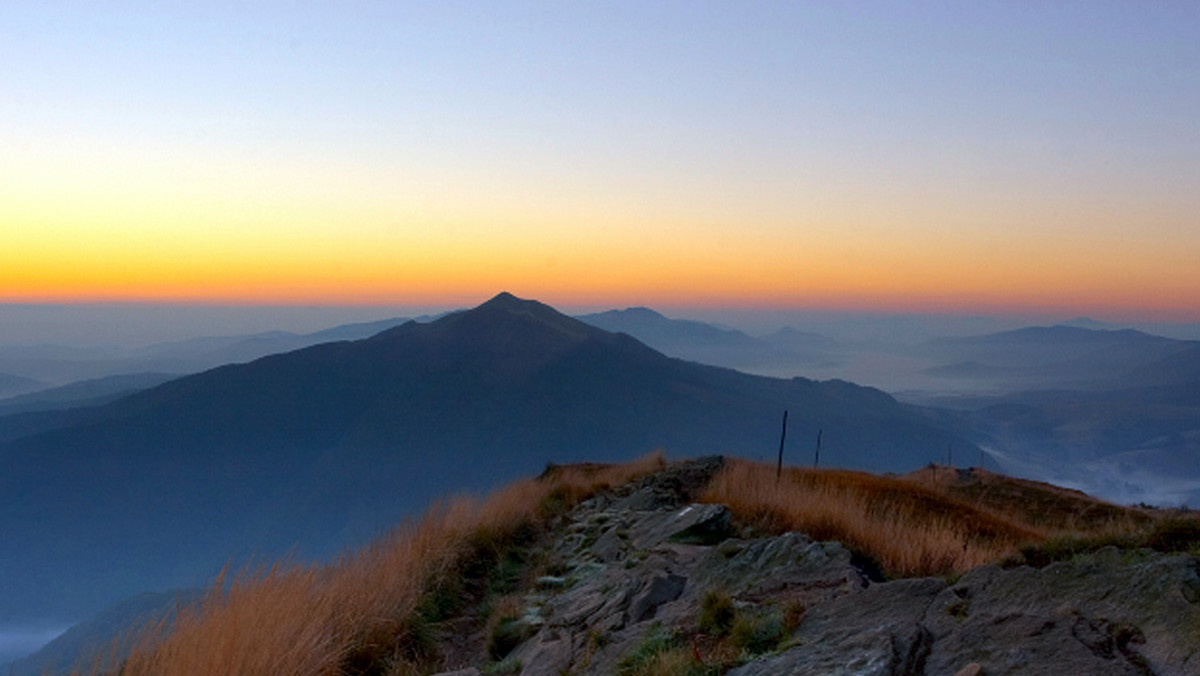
[427,458,1200,676]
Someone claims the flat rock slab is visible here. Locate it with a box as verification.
[690,532,865,606]
[729,577,944,676]
[628,503,732,550]
[923,549,1200,675]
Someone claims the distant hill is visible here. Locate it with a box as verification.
[577,307,761,351]
[0,372,178,416]
[920,325,1194,391]
[1127,342,1200,388]
[5,589,202,676]
[0,372,46,397]
[0,292,977,627]
[576,307,840,377]
[0,317,415,387]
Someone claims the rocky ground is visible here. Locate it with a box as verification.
[427,458,1200,676]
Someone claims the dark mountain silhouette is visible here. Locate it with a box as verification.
[0,293,977,627]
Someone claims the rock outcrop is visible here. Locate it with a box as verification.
[435,458,1200,676]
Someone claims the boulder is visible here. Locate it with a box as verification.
[729,577,943,676]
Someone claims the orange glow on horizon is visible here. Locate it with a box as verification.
[4,274,1199,323]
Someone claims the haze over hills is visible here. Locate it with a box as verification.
[0,373,178,417]
[0,372,46,398]
[577,307,844,378]
[0,316,418,391]
[571,310,1200,506]
[0,293,976,631]
[919,325,1194,392]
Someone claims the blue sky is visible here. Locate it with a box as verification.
[4,2,1198,318]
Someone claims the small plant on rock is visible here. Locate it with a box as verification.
[729,611,787,654]
[697,590,735,636]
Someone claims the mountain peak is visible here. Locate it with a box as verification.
[475,292,569,322]
[619,306,666,319]
[472,292,582,329]
[481,291,524,308]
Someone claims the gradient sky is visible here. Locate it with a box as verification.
[3,2,1198,320]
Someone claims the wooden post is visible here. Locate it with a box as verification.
[776,410,788,483]
[813,429,822,468]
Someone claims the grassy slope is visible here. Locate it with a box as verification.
[90,455,1198,676]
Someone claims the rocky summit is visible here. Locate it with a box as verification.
[427,458,1200,676]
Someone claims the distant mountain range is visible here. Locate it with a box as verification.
[5,293,1198,649]
[909,325,1200,507]
[0,293,976,629]
[0,373,179,417]
[578,307,762,351]
[920,325,1193,391]
[0,317,419,389]
[577,306,843,377]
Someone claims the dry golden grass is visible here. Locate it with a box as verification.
[701,459,1047,577]
[100,452,665,676]
[700,459,1190,579]
[900,464,1156,535]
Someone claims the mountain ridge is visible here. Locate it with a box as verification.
[0,293,978,627]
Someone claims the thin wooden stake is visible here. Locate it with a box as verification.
[776,410,788,483]
[813,429,822,468]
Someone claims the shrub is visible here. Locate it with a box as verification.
[616,626,719,676]
[697,591,735,636]
[782,598,806,633]
[616,626,675,676]
[729,612,786,654]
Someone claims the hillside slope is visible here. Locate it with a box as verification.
[29,456,1198,676]
[0,293,977,627]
